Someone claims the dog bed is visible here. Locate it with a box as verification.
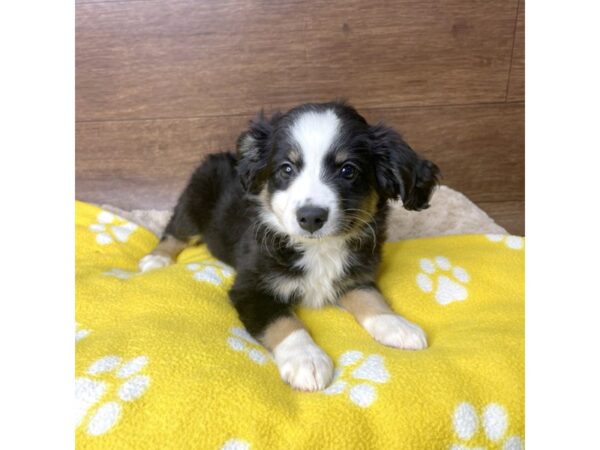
[75,200,524,449]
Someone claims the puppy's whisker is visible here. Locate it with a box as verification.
[255,221,276,260]
[342,213,377,254]
[343,209,377,234]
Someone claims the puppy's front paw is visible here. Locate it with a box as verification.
[273,330,333,391]
[363,314,428,350]
[276,346,334,391]
[138,254,173,273]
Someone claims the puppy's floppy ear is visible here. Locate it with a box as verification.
[236,111,278,194]
[370,123,440,211]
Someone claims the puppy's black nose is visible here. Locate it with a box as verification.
[296,206,329,233]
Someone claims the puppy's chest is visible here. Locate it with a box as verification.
[275,240,350,308]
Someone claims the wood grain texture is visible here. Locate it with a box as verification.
[363,102,524,204]
[507,0,524,101]
[477,201,524,235]
[76,0,519,121]
[76,114,248,208]
[76,0,525,234]
[76,102,524,232]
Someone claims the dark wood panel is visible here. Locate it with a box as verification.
[507,0,524,101]
[76,102,524,214]
[478,201,524,236]
[362,102,524,204]
[76,114,249,209]
[76,0,519,121]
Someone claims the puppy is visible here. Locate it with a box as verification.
[139,101,440,391]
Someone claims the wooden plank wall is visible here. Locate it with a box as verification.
[76,0,524,234]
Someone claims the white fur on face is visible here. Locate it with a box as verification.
[271,109,341,238]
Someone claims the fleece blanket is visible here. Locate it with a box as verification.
[75,201,524,450]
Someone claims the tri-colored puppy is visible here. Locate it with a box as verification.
[139,101,440,391]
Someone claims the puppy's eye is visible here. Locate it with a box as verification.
[280,163,294,177]
[340,163,358,180]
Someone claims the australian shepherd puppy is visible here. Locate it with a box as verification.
[139,101,440,391]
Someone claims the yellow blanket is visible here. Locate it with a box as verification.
[75,201,524,450]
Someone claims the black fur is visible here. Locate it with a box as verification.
[163,101,439,339]
[370,123,440,210]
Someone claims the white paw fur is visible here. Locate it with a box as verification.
[363,314,428,350]
[138,254,173,273]
[272,330,334,391]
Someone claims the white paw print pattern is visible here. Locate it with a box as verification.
[76,323,91,343]
[89,211,138,245]
[187,261,234,286]
[226,327,270,365]
[451,402,523,450]
[103,268,136,280]
[220,438,251,450]
[75,355,150,436]
[417,256,470,305]
[323,350,389,408]
[486,234,524,250]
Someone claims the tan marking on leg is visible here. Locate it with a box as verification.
[339,288,428,350]
[260,316,304,351]
[338,288,393,325]
[151,235,190,260]
[139,235,195,272]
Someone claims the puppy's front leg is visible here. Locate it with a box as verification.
[230,283,333,391]
[339,287,428,350]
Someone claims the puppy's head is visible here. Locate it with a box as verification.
[237,102,439,240]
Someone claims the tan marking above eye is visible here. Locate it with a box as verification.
[287,148,301,164]
[334,151,350,165]
[150,235,190,259]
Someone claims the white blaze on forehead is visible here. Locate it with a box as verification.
[290,109,341,158]
[270,109,341,236]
